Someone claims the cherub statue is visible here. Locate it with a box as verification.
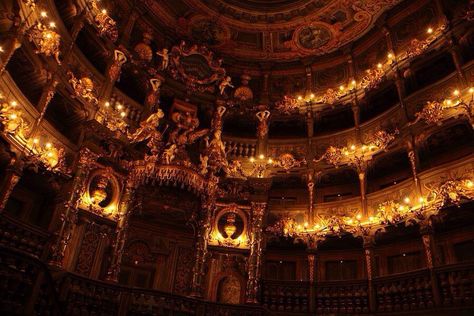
[68,72,98,105]
[219,76,234,95]
[225,160,247,179]
[128,109,164,143]
[168,111,208,146]
[163,144,177,164]
[156,48,169,70]
[30,22,61,64]
[199,154,209,175]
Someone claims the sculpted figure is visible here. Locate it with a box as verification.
[156,48,169,70]
[168,111,208,146]
[145,78,162,108]
[108,50,127,82]
[211,105,226,132]
[256,110,271,138]
[163,144,177,164]
[219,76,234,95]
[128,109,164,143]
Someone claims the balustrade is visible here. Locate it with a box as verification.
[0,214,50,259]
[261,280,310,313]
[315,280,369,314]
[437,262,474,307]
[374,269,434,313]
[1,241,474,315]
[223,138,257,159]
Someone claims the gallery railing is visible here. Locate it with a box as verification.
[261,263,474,315]
[0,245,268,316]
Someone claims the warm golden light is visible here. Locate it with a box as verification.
[453,89,460,96]
[259,154,265,160]
[404,197,410,204]
[387,53,394,59]
[377,63,383,69]
[427,27,433,34]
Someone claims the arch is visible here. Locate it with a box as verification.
[211,271,246,304]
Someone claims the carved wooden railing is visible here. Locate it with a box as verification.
[315,280,369,314]
[0,214,51,259]
[261,263,474,315]
[0,247,61,315]
[261,279,310,313]
[1,242,474,316]
[373,269,434,313]
[223,137,257,159]
[436,262,474,308]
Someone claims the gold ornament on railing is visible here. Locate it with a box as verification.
[315,130,398,168]
[266,177,474,243]
[277,25,445,110]
[27,138,66,172]
[89,0,118,42]
[28,11,61,64]
[0,99,30,138]
[412,87,474,127]
[68,72,98,105]
[359,64,385,90]
[406,25,446,59]
[0,95,67,173]
[98,101,128,134]
[275,96,299,115]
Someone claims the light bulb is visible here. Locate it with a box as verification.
[377,63,383,69]
[259,154,264,160]
[427,27,433,34]
[404,197,410,204]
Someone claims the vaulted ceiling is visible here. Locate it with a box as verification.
[136,0,403,61]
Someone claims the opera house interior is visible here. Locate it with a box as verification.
[1,0,474,315]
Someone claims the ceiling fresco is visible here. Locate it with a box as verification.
[143,0,403,61]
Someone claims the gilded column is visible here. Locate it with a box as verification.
[306,237,320,313]
[246,201,267,304]
[49,148,97,267]
[31,75,59,133]
[307,177,315,225]
[351,102,361,143]
[0,157,23,212]
[190,175,218,297]
[0,18,27,75]
[305,66,313,94]
[407,139,422,197]
[119,10,139,46]
[98,49,128,106]
[357,162,368,216]
[448,39,467,87]
[62,11,86,64]
[256,110,270,157]
[105,183,136,282]
[420,221,441,306]
[363,236,376,313]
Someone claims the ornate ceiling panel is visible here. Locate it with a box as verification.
[143,0,404,61]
